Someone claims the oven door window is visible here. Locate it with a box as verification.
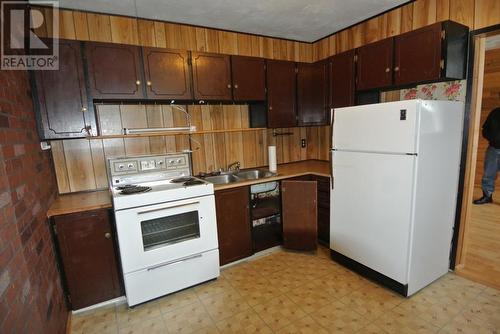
[140,211,200,251]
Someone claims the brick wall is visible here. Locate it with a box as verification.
[0,69,67,333]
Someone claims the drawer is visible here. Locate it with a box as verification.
[124,249,219,306]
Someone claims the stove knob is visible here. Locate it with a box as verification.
[118,164,125,170]
[176,159,182,164]
[127,163,134,169]
[169,160,175,164]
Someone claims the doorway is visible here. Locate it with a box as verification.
[455,29,500,290]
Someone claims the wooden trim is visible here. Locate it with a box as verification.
[86,127,267,139]
[455,36,486,267]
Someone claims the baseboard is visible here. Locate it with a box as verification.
[330,249,409,297]
[65,312,71,334]
[72,296,127,315]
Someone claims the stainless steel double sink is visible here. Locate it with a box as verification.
[203,169,277,185]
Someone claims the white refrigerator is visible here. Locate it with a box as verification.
[330,99,464,296]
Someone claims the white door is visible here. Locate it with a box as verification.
[115,195,218,274]
[330,150,416,284]
[333,100,419,154]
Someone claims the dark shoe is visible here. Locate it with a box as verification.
[473,194,493,205]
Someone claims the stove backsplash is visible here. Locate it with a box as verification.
[50,104,329,194]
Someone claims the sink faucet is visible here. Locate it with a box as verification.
[227,161,241,173]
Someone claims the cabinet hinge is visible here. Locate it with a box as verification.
[440,59,445,70]
[441,30,446,40]
[53,225,57,235]
[354,54,358,62]
[295,67,298,74]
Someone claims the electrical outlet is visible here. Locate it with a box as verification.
[301,139,306,148]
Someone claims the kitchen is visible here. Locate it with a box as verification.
[1,0,500,333]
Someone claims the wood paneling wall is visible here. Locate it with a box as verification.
[313,0,500,61]
[475,48,500,191]
[37,7,313,62]
[51,104,329,193]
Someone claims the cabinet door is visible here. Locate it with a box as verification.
[330,50,356,108]
[191,52,232,100]
[297,61,328,126]
[34,40,93,139]
[85,42,144,99]
[282,180,317,251]
[215,187,252,265]
[231,56,266,101]
[357,38,394,90]
[267,60,297,128]
[143,47,192,100]
[54,209,122,310]
[394,23,442,86]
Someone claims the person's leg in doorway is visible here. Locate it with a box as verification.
[474,146,500,204]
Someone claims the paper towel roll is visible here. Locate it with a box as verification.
[268,146,277,172]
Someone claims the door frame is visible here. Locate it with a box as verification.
[450,24,500,269]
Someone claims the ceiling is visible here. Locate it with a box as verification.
[54,0,408,42]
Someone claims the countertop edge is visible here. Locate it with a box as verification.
[47,160,330,217]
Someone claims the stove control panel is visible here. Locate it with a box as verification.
[108,153,191,178]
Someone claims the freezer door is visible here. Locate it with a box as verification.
[333,100,419,154]
[330,150,415,284]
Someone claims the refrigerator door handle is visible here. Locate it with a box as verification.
[330,150,334,189]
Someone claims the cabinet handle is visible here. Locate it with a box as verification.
[81,107,87,112]
[394,66,400,72]
[385,67,390,73]
[135,80,141,85]
[269,106,273,111]
[227,84,231,89]
[104,232,111,239]
[234,84,238,89]
[146,81,152,86]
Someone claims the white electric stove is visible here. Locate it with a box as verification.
[108,153,219,307]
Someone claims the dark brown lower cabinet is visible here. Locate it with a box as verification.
[215,187,253,265]
[281,180,317,251]
[52,209,122,310]
[312,175,330,245]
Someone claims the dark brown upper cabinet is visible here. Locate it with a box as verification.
[266,60,297,128]
[85,42,144,99]
[297,61,329,126]
[215,187,253,265]
[357,38,394,91]
[53,209,122,310]
[230,56,266,101]
[394,21,468,86]
[330,50,356,109]
[282,180,317,251]
[142,47,192,100]
[33,40,95,139]
[191,52,232,101]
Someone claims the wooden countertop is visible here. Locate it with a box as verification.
[213,160,330,191]
[47,160,330,217]
[47,190,112,217]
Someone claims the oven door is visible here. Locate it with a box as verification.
[114,195,218,274]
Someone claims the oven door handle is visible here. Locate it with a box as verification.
[137,201,200,215]
[147,253,203,271]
